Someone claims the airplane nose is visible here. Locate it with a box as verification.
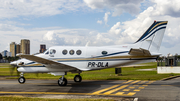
[10,61,17,66]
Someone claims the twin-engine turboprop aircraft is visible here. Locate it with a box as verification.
[10,21,168,86]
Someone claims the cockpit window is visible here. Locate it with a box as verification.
[50,49,56,54]
[44,50,49,54]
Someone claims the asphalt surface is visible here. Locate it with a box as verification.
[1,77,180,101]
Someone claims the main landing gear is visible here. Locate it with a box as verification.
[58,74,82,86]
[18,73,26,84]
[74,75,82,82]
[58,76,67,86]
[17,72,82,86]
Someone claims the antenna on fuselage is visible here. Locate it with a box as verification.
[85,41,90,47]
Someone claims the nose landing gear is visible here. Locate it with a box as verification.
[18,73,26,84]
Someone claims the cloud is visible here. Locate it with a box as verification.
[151,0,180,17]
[0,0,86,19]
[119,0,180,48]
[84,0,180,55]
[109,22,121,35]
[1,0,180,56]
[43,31,65,45]
[83,0,144,16]
[42,29,93,47]
[104,12,111,25]
[97,20,102,24]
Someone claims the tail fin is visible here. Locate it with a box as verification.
[135,21,168,52]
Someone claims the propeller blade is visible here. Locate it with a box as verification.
[36,73,39,77]
[9,65,15,76]
[9,65,20,76]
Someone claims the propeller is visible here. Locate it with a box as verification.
[9,61,20,76]
[9,61,39,77]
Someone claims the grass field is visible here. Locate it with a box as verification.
[0,96,114,101]
[0,62,179,80]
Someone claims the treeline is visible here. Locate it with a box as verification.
[157,55,180,60]
[3,56,20,62]
[0,53,20,62]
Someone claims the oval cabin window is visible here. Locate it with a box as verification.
[102,51,108,55]
[69,50,74,55]
[62,49,67,55]
[76,50,82,55]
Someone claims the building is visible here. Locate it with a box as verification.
[16,44,21,54]
[1,50,11,57]
[9,39,30,57]
[10,42,16,57]
[39,44,46,53]
[157,54,180,74]
[7,52,12,57]
[1,50,7,57]
[21,39,30,54]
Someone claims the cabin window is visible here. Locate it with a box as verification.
[62,49,67,55]
[69,50,74,55]
[102,51,108,55]
[50,49,56,54]
[76,50,82,55]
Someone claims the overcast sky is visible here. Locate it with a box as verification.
[0,0,180,56]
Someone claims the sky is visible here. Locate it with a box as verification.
[0,0,180,56]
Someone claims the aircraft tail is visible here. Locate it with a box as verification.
[134,21,168,52]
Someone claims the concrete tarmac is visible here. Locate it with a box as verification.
[1,77,180,101]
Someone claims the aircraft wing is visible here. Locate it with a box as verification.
[128,48,151,56]
[17,54,76,69]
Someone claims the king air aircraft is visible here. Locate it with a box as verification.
[10,21,168,86]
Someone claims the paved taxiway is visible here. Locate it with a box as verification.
[1,77,180,101]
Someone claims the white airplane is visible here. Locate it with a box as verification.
[10,21,168,86]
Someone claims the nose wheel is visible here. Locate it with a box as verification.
[18,73,26,84]
[74,75,82,82]
[18,77,26,84]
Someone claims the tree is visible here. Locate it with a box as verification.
[0,53,2,60]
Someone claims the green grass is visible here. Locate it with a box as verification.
[0,63,11,67]
[0,62,179,80]
[0,96,114,101]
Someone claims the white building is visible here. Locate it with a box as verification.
[1,50,11,57]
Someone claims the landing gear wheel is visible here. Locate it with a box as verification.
[74,75,82,82]
[58,77,67,86]
[18,77,26,84]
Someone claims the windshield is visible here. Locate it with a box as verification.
[43,49,49,54]
[50,49,56,54]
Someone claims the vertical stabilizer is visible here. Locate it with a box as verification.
[135,21,168,52]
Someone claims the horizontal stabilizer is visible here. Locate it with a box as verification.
[129,48,151,56]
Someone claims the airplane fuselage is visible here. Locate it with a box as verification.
[15,46,157,74]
